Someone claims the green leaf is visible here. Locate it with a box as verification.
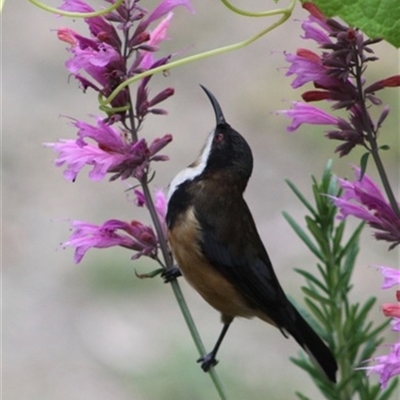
[304,298,330,329]
[302,286,333,306]
[379,144,390,151]
[360,152,370,180]
[294,268,329,294]
[295,392,312,400]
[285,179,317,217]
[332,221,345,254]
[282,212,323,260]
[309,0,400,48]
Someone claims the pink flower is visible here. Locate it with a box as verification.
[378,266,400,289]
[363,344,400,389]
[45,117,172,181]
[361,266,400,388]
[139,13,174,70]
[63,219,159,263]
[332,167,400,248]
[276,102,340,132]
[141,0,194,28]
[285,49,336,89]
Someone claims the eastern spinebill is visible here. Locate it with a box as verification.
[165,86,337,382]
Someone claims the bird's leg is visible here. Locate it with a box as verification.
[197,317,233,372]
[161,265,182,283]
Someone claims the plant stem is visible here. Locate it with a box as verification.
[140,179,229,400]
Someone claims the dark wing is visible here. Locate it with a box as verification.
[196,199,296,327]
[196,199,338,382]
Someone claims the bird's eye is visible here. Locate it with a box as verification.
[214,132,224,143]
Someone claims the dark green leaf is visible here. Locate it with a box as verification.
[294,268,328,294]
[302,286,333,306]
[360,152,370,180]
[285,179,317,216]
[304,298,330,329]
[282,212,323,261]
[379,144,390,151]
[295,392,312,400]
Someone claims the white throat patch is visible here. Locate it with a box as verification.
[167,131,214,202]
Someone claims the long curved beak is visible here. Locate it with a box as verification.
[200,85,227,125]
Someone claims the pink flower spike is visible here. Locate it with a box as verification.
[63,219,158,263]
[362,343,400,389]
[301,16,332,45]
[331,170,400,248]
[277,102,339,132]
[140,13,173,70]
[378,266,400,289]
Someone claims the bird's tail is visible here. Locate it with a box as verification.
[287,305,338,383]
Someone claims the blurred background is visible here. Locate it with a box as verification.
[3,0,399,399]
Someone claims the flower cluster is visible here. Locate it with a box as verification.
[46,117,172,181]
[361,266,400,389]
[57,0,193,122]
[331,167,400,249]
[63,219,159,263]
[278,2,400,157]
[48,0,193,263]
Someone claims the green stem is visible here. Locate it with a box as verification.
[28,0,124,18]
[325,234,352,399]
[140,179,228,400]
[100,0,295,108]
[220,0,295,18]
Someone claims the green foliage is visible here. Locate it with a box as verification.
[284,160,397,400]
[305,0,400,48]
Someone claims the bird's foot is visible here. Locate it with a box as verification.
[197,352,218,372]
[161,266,182,283]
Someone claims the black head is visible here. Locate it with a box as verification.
[200,86,253,184]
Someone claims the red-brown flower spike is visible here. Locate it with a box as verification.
[302,90,330,102]
[302,2,326,21]
[365,75,400,93]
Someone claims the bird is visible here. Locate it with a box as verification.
[165,85,338,382]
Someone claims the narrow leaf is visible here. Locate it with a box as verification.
[285,179,317,216]
[294,268,329,294]
[360,152,370,180]
[282,212,323,261]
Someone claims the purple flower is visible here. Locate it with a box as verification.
[332,167,400,248]
[378,266,400,289]
[285,49,336,89]
[45,116,172,181]
[276,102,340,132]
[362,344,400,389]
[360,266,400,389]
[139,13,174,70]
[301,15,332,45]
[140,0,194,28]
[57,0,193,120]
[280,2,388,157]
[63,219,159,263]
